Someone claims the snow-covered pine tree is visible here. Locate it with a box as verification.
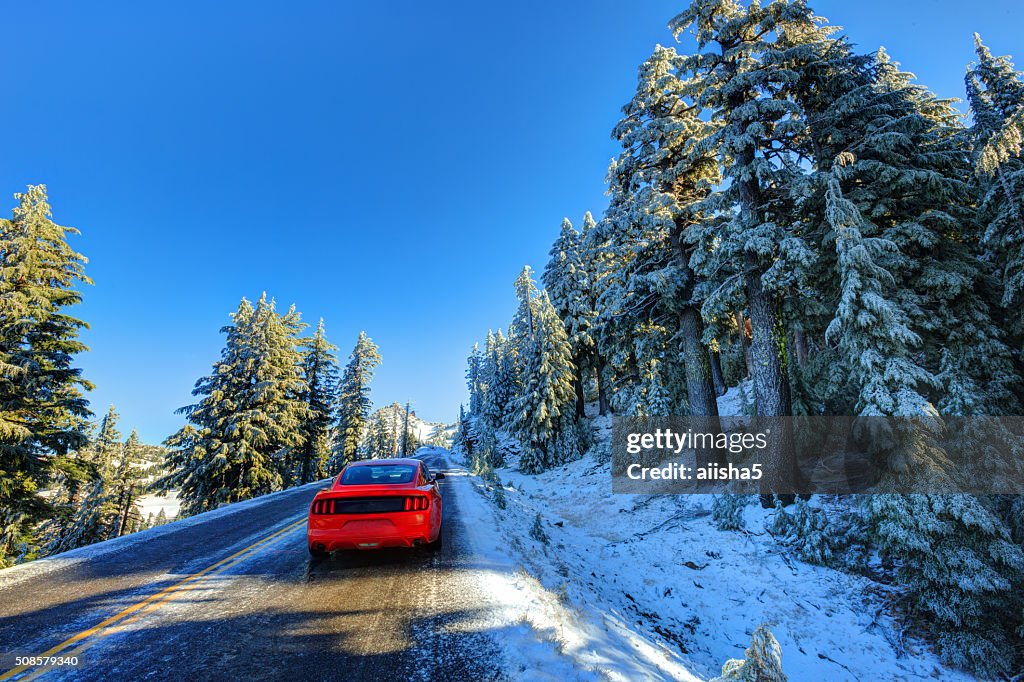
[0,185,93,567]
[633,358,673,418]
[477,331,501,430]
[862,50,1020,418]
[766,17,1024,671]
[543,216,598,419]
[605,44,721,428]
[512,291,578,473]
[670,0,822,492]
[253,297,309,485]
[492,329,522,430]
[713,624,787,682]
[967,35,1024,329]
[823,172,939,461]
[94,405,122,477]
[158,296,308,514]
[576,214,615,416]
[584,194,649,418]
[712,495,750,531]
[511,266,540,342]
[452,404,472,457]
[400,401,411,456]
[334,331,381,466]
[466,342,484,417]
[866,493,1024,676]
[45,478,111,554]
[298,319,339,483]
[363,409,392,459]
[110,430,147,538]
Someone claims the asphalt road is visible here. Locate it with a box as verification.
[0,451,507,681]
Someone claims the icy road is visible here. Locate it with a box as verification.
[0,451,507,682]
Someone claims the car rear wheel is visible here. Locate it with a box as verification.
[428,529,443,552]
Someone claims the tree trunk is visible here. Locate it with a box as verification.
[745,262,797,495]
[574,364,586,420]
[793,328,809,369]
[679,307,724,466]
[669,219,723,463]
[678,308,721,420]
[735,310,752,378]
[710,348,726,396]
[596,355,610,416]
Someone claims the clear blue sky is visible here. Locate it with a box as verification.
[3,0,1019,444]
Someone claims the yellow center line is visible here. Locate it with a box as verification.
[1,516,307,682]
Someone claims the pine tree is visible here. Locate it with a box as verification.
[866,494,1024,676]
[154,508,168,526]
[401,401,412,456]
[334,331,381,466]
[543,216,598,419]
[511,266,540,342]
[580,213,617,416]
[604,44,724,430]
[452,404,474,458]
[158,295,308,515]
[45,477,111,553]
[967,34,1024,327]
[513,291,578,473]
[110,430,147,538]
[823,173,935,422]
[466,342,484,416]
[769,16,1024,672]
[669,1,824,491]
[714,624,787,682]
[297,319,339,482]
[94,405,123,476]
[0,185,93,567]
[478,329,520,432]
[253,297,309,485]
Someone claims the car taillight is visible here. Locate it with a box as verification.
[312,499,334,514]
[405,496,429,511]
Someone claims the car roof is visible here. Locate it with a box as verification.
[345,458,422,467]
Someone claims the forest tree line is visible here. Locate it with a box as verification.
[455,1,1024,676]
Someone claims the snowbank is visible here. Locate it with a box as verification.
[432,449,699,681]
[452,386,970,681]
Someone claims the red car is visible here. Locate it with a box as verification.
[307,458,444,558]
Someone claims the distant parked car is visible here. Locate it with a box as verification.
[307,458,444,558]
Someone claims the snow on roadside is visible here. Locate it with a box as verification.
[0,479,329,590]
[434,448,700,681]
[448,386,971,681]
[136,491,182,521]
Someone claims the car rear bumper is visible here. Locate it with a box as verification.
[307,513,439,551]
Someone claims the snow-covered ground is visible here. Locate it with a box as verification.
[447,387,972,681]
[436,449,698,681]
[136,491,181,521]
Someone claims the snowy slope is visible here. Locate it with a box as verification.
[453,387,971,681]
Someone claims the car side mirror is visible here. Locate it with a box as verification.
[434,473,446,480]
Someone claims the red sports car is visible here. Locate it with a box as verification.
[307,458,444,558]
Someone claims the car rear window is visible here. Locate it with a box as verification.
[339,464,417,486]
